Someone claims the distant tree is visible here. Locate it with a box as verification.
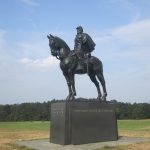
[0,99,149,121]
[132,103,150,119]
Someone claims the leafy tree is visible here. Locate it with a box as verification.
[0,99,149,121]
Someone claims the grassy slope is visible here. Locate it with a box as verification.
[118,119,150,138]
[0,120,149,131]
[100,119,150,150]
[0,121,49,131]
[0,120,150,150]
[0,121,49,150]
[118,119,150,131]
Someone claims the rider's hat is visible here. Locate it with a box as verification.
[76,26,83,32]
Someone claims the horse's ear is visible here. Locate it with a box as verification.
[47,35,50,39]
[50,34,54,38]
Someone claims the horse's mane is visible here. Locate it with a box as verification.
[54,36,71,51]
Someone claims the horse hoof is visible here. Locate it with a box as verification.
[66,95,71,101]
[101,96,107,103]
[70,96,75,101]
[97,97,102,102]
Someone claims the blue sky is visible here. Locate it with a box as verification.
[0,0,150,104]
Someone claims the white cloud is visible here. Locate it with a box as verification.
[112,19,150,45]
[95,19,150,44]
[16,36,49,59]
[20,56,58,68]
[20,0,38,6]
[94,19,150,61]
[0,29,13,62]
[0,29,6,49]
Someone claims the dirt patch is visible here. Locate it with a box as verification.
[16,137,150,150]
[0,129,48,150]
[103,142,150,150]
[119,130,150,138]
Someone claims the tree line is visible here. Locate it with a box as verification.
[0,99,149,121]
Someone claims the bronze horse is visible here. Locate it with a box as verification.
[47,34,107,101]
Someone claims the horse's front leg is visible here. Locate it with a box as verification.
[66,82,72,100]
[63,72,72,100]
[70,74,76,100]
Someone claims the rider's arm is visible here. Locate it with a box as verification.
[82,34,87,44]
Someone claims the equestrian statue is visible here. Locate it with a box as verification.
[47,26,107,102]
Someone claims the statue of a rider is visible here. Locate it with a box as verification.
[74,26,96,60]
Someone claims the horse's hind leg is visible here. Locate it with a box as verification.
[97,73,107,102]
[89,73,102,101]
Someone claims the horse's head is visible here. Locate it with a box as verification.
[47,34,58,57]
[47,34,71,60]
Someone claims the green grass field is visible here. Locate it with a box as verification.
[0,119,150,131]
[117,119,150,131]
[0,120,149,131]
[0,120,149,150]
[0,121,49,131]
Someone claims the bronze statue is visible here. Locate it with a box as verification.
[47,29,107,101]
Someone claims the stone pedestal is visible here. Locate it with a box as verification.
[50,100,118,145]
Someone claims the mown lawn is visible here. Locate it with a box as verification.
[0,121,49,150]
[118,119,150,131]
[1,120,149,131]
[99,119,150,150]
[0,120,150,150]
[0,121,49,131]
[118,119,150,138]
